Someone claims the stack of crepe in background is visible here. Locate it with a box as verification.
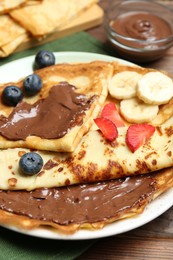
[0,0,99,57]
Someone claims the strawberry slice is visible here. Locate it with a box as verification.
[126,123,155,153]
[94,117,118,141]
[101,102,124,127]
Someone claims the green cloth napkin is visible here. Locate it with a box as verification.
[0,226,95,260]
[0,31,113,260]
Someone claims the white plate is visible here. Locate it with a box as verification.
[0,51,173,240]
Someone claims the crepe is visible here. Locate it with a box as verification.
[0,14,28,57]
[0,119,172,190]
[0,167,173,234]
[0,61,113,152]
[0,61,173,236]
[107,63,173,126]
[10,0,98,37]
[0,0,42,14]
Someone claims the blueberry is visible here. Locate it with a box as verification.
[19,152,43,176]
[2,85,23,106]
[35,50,55,69]
[23,74,42,96]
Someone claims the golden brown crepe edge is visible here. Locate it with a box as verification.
[0,167,173,235]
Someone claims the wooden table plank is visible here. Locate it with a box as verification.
[79,235,173,260]
[79,1,173,259]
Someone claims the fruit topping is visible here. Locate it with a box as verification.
[2,85,23,106]
[34,50,55,69]
[137,72,173,105]
[108,71,142,100]
[94,117,118,141]
[101,102,124,127]
[19,152,43,176]
[120,98,159,123]
[126,123,155,153]
[23,74,42,96]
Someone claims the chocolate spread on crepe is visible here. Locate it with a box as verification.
[0,174,156,225]
[0,61,113,152]
[0,166,173,233]
[0,82,93,140]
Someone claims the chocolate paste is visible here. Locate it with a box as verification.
[109,12,172,62]
[0,174,156,225]
[0,82,93,140]
[111,12,172,46]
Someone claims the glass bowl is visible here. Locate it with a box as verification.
[105,0,173,63]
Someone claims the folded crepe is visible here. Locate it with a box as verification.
[0,60,173,234]
[10,0,98,37]
[0,61,113,152]
[0,0,43,14]
[0,120,173,190]
[0,14,28,57]
[0,167,173,234]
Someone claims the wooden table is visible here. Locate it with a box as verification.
[78,1,173,259]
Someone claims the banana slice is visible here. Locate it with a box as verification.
[120,98,159,123]
[108,71,143,100]
[137,72,173,105]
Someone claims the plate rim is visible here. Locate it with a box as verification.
[0,51,173,240]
